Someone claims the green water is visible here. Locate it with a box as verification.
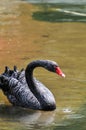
[0,0,86,130]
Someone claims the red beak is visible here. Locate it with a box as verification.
[56,67,65,78]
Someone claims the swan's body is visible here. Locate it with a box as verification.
[0,60,65,111]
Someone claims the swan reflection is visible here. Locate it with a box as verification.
[0,105,55,127]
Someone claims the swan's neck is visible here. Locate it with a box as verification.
[25,60,46,93]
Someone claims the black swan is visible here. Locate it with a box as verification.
[0,60,65,111]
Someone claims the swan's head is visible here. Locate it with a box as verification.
[27,60,65,78]
[44,60,65,78]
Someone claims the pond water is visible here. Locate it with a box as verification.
[0,0,86,130]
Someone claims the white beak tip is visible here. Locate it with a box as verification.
[61,73,66,78]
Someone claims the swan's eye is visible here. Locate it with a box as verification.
[54,65,58,68]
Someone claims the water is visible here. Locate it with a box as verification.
[0,0,86,130]
[23,0,86,22]
[23,0,86,4]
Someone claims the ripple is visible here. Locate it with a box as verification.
[63,108,72,113]
[67,114,85,119]
[56,8,86,16]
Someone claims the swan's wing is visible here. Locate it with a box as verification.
[7,77,41,110]
[7,94,22,106]
[17,70,26,84]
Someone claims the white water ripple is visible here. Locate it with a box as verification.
[56,8,86,16]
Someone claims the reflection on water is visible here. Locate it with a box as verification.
[0,0,86,130]
[24,0,86,22]
[32,10,86,22]
[32,4,86,22]
[0,104,86,130]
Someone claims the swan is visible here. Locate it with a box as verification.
[0,60,65,111]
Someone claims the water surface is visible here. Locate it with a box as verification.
[0,0,86,130]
